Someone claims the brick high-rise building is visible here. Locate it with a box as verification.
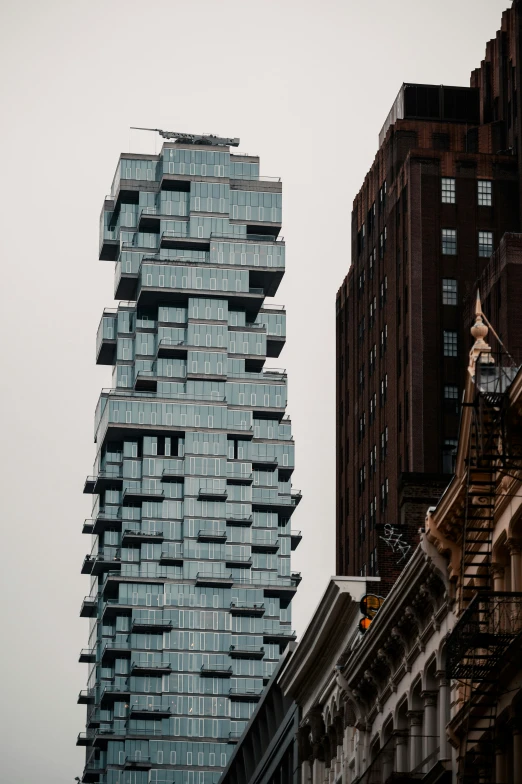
[336,1,522,592]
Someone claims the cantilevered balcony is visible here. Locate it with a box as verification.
[76,730,94,747]
[131,659,172,675]
[100,683,130,703]
[83,469,123,495]
[263,576,299,598]
[160,229,209,251]
[131,615,173,633]
[79,648,96,664]
[102,600,132,621]
[290,530,302,550]
[226,514,253,526]
[100,641,131,662]
[225,553,252,568]
[195,572,234,587]
[137,205,161,231]
[83,754,105,783]
[229,688,262,701]
[96,311,117,365]
[129,704,171,719]
[156,337,187,358]
[161,463,184,481]
[121,528,164,544]
[198,487,228,501]
[252,490,301,514]
[78,689,96,705]
[200,663,233,677]
[114,259,139,300]
[251,457,278,470]
[263,627,297,644]
[80,595,98,618]
[229,601,265,617]
[226,469,253,485]
[82,550,121,577]
[251,534,279,553]
[197,526,227,543]
[123,755,153,770]
[82,519,94,535]
[229,644,265,659]
[99,222,119,261]
[88,509,122,535]
[134,370,157,392]
[122,485,165,504]
[159,543,183,564]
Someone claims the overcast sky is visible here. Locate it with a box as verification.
[0,0,510,779]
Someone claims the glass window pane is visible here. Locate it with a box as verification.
[441,177,456,204]
[442,229,457,255]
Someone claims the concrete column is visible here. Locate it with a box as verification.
[436,671,451,760]
[507,540,522,592]
[301,761,312,784]
[495,741,507,784]
[422,691,438,766]
[395,731,408,773]
[312,757,325,784]
[513,729,522,784]
[381,749,394,781]
[408,711,423,771]
[491,563,505,593]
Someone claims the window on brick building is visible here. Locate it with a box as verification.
[443,330,458,357]
[442,439,458,474]
[441,177,456,204]
[380,479,389,511]
[359,365,365,394]
[442,229,457,255]
[478,231,493,258]
[358,465,366,496]
[380,427,388,461]
[358,413,366,444]
[477,180,492,207]
[359,514,366,542]
[369,547,378,576]
[444,384,460,413]
[380,374,387,406]
[442,278,458,305]
[369,496,377,529]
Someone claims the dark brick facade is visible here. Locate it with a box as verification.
[336,1,522,594]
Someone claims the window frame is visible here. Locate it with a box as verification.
[441,177,456,204]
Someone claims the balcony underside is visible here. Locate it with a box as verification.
[136,286,265,317]
[99,239,119,261]
[266,335,285,358]
[96,340,117,365]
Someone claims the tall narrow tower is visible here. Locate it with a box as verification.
[77,132,301,783]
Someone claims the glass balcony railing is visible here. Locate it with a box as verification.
[229,600,265,614]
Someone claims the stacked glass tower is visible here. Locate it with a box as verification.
[77,133,301,784]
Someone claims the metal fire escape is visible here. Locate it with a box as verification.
[446,300,522,784]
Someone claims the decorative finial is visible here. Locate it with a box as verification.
[468,290,494,376]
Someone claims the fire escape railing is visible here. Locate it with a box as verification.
[447,592,522,681]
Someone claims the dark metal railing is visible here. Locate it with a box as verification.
[354,733,440,784]
[447,591,522,680]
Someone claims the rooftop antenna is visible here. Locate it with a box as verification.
[130,127,239,147]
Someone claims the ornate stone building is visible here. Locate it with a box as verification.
[220,301,522,784]
[279,542,453,784]
[426,297,522,784]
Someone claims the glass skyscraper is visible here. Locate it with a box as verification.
[77,132,301,784]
